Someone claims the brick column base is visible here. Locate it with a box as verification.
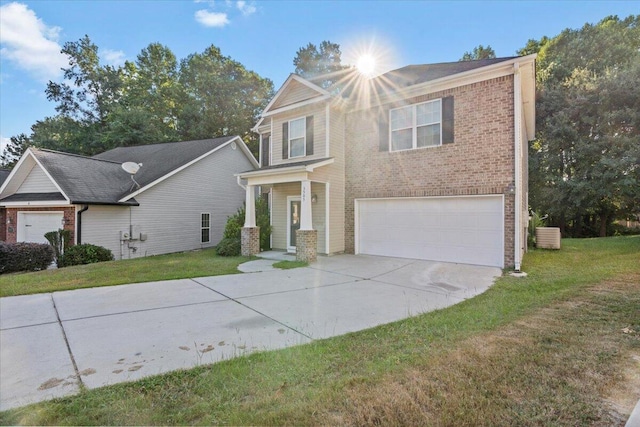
[241,226,260,256]
[295,229,317,263]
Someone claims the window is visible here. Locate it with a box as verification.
[289,117,306,158]
[201,213,210,243]
[390,99,442,151]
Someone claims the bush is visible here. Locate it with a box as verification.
[218,197,272,256]
[45,229,71,267]
[0,242,54,274]
[59,244,114,267]
[215,237,241,256]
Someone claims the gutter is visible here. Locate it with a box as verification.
[513,63,523,272]
[76,205,89,244]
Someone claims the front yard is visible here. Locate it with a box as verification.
[1,236,639,425]
[0,248,248,298]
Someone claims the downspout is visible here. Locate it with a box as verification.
[76,204,89,244]
[513,63,523,272]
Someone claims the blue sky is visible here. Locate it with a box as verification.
[1,1,638,153]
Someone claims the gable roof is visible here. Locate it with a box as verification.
[259,74,330,119]
[1,136,257,206]
[376,57,518,90]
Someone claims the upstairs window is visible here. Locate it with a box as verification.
[282,116,314,160]
[390,99,442,151]
[289,117,306,158]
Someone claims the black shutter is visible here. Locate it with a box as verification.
[442,96,454,144]
[306,115,314,156]
[261,135,270,167]
[379,108,389,151]
[282,122,289,159]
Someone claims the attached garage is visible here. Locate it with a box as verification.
[356,195,504,267]
[17,211,64,244]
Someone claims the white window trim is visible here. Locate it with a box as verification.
[201,212,211,243]
[389,98,442,152]
[288,117,306,159]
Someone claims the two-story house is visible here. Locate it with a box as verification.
[239,55,536,270]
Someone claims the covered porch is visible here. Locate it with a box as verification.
[238,158,333,262]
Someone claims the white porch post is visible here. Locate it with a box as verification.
[244,185,256,227]
[300,180,313,230]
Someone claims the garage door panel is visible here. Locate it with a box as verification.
[357,196,504,268]
[18,212,64,244]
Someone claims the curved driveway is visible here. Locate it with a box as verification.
[0,254,500,411]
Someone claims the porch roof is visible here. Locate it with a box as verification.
[238,158,333,185]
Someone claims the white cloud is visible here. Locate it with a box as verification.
[102,49,126,67]
[236,1,256,16]
[0,2,68,82]
[195,9,229,27]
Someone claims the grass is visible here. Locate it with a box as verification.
[272,260,308,269]
[0,248,249,298]
[1,236,639,425]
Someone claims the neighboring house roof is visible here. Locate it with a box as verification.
[0,136,257,206]
[0,169,10,187]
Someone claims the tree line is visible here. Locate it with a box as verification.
[2,15,638,238]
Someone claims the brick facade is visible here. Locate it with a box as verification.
[295,229,317,263]
[4,206,76,244]
[344,76,516,267]
[241,226,260,256]
[0,208,5,241]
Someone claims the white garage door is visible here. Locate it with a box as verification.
[17,212,64,244]
[356,196,504,267]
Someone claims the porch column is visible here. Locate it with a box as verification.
[300,180,312,230]
[241,185,259,256]
[296,179,317,262]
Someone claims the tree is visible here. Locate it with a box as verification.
[293,41,349,88]
[0,134,29,168]
[459,44,496,61]
[528,15,640,237]
[178,45,273,154]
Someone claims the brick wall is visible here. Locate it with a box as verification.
[0,208,5,241]
[4,206,76,244]
[344,75,516,267]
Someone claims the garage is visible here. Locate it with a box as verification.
[17,212,64,244]
[356,195,504,267]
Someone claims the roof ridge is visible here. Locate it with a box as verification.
[98,136,236,152]
[387,56,519,74]
[33,147,124,165]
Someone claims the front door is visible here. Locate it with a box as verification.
[287,197,301,251]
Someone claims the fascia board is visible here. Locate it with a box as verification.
[1,200,71,207]
[261,94,332,118]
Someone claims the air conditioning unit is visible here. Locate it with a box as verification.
[536,227,561,249]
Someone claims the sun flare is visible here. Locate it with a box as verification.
[356,53,377,77]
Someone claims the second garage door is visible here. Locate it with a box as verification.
[356,195,504,267]
[17,211,64,244]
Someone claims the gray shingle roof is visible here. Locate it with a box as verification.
[341,57,518,98]
[1,192,66,202]
[0,169,10,187]
[19,136,237,205]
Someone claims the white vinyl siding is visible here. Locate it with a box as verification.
[16,165,58,193]
[390,99,442,151]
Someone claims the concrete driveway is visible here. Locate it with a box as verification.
[0,254,500,411]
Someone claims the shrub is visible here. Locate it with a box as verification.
[218,197,272,256]
[59,244,114,267]
[0,242,54,274]
[45,229,71,267]
[215,237,241,256]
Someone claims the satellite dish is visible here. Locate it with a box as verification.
[122,162,141,174]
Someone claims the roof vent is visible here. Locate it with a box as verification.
[122,162,143,191]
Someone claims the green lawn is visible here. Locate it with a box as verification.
[1,236,639,426]
[0,248,249,298]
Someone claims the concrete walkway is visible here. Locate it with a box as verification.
[0,254,500,411]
